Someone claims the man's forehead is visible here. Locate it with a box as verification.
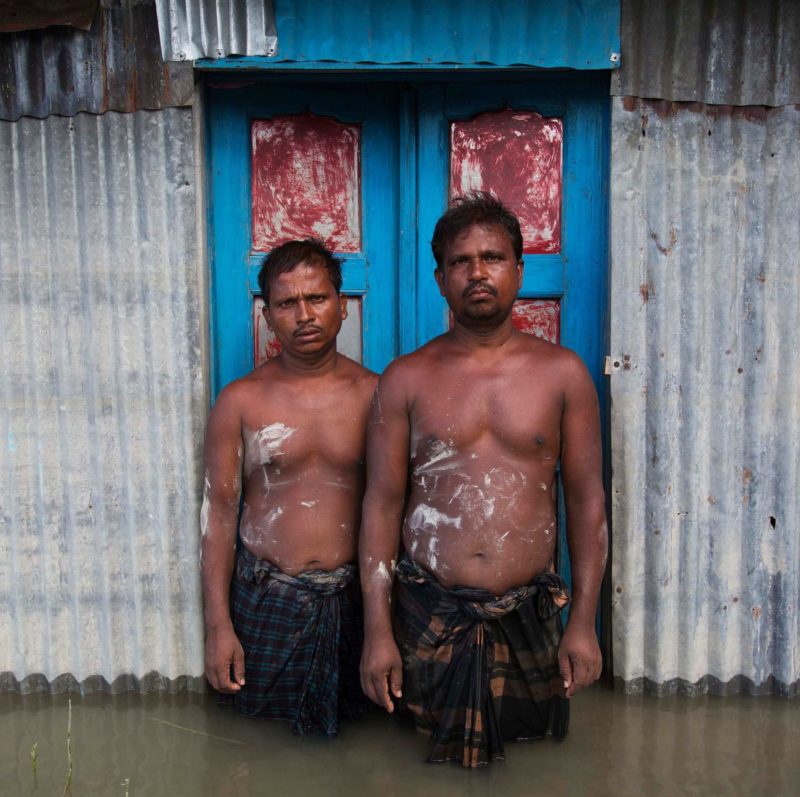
[270,259,334,290]
[447,223,515,252]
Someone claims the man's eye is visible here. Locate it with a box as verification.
[309,295,326,303]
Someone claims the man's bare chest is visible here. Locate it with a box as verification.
[409,375,563,460]
[241,397,367,475]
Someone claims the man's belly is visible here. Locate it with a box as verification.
[239,481,359,575]
[402,469,557,594]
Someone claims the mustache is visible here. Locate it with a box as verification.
[293,324,323,337]
[463,282,497,298]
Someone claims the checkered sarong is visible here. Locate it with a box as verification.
[221,547,369,735]
[394,555,570,766]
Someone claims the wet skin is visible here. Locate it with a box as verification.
[360,224,608,711]
[201,261,377,694]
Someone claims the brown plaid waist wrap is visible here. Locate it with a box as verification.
[394,555,571,767]
[394,556,570,620]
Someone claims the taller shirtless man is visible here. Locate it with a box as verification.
[202,239,376,735]
[360,195,608,766]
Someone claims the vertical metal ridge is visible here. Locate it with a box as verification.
[613,0,800,106]
[0,108,205,691]
[610,97,800,694]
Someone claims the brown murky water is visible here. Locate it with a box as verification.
[1,686,797,796]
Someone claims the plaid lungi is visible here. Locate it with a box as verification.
[221,546,369,735]
[394,555,571,767]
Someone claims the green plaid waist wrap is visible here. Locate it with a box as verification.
[220,546,369,735]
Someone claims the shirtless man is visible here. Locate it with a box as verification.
[201,239,376,735]
[359,195,608,766]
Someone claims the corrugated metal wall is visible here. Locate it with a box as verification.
[0,0,193,122]
[172,0,619,68]
[0,108,206,693]
[612,0,800,105]
[155,0,277,61]
[609,0,800,696]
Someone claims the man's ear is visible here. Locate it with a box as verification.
[262,302,273,332]
[516,259,524,290]
[434,267,445,297]
[339,293,348,320]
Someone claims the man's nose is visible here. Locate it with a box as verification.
[467,256,488,280]
[296,299,314,321]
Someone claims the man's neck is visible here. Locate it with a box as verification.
[276,346,340,378]
[449,318,515,350]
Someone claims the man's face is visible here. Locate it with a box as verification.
[434,223,523,327]
[263,260,347,357]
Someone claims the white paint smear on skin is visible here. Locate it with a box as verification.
[408,504,462,532]
[375,561,391,583]
[245,423,297,474]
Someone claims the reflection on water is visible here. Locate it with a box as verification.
[0,687,797,796]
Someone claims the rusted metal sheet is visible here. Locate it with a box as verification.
[0,108,206,694]
[609,96,800,696]
[253,296,363,366]
[0,0,193,121]
[451,111,562,254]
[0,0,98,32]
[155,0,277,61]
[512,300,560,343]
[612,0,800,106]
[251,114,361,252]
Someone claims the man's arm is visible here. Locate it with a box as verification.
[200,387,245,693]
[359,363,411,712]
[558,354,608,698]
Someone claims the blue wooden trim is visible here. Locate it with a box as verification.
[248,253,367,295]
[415,84,448,348]
[206,89,253,399]
[520,255,564,298]
[398,88,418,356]
[197,59,621,72]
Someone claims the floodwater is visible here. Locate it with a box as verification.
[1,686,797,796]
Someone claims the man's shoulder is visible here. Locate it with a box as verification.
[214,361,278,407]
[335,355,379,400]
[513,332,586,371]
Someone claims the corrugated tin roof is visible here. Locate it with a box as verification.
[0,107,207,693]
[184,0,619,69]
[155,0,276,60]
[612,0,800,106]
[0,0,193,121]
[0,0,98,33]
[609,96,800,696]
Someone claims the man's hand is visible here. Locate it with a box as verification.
[558,623,602,698]
[205,624,246,693]
[360,634,403,712]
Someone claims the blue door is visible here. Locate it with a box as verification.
[206,74,608,399]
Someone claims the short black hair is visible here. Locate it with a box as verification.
[257,239,343,304]
[431,192,523,269]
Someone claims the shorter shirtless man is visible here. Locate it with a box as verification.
[360,195,608,766]
[201,239,376,735]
